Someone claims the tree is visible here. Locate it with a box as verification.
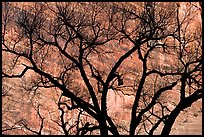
[2,2,202,135]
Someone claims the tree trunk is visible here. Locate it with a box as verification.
[161,84,202,135]
[99,118,108,135]
[161,106,181,135]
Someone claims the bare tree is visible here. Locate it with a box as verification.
[2,2,202,135]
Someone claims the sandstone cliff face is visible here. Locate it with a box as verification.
[2,2,202,135]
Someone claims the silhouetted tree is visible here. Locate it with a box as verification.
[2,2,202,135]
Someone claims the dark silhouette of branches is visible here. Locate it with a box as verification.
[2,2,201,135]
